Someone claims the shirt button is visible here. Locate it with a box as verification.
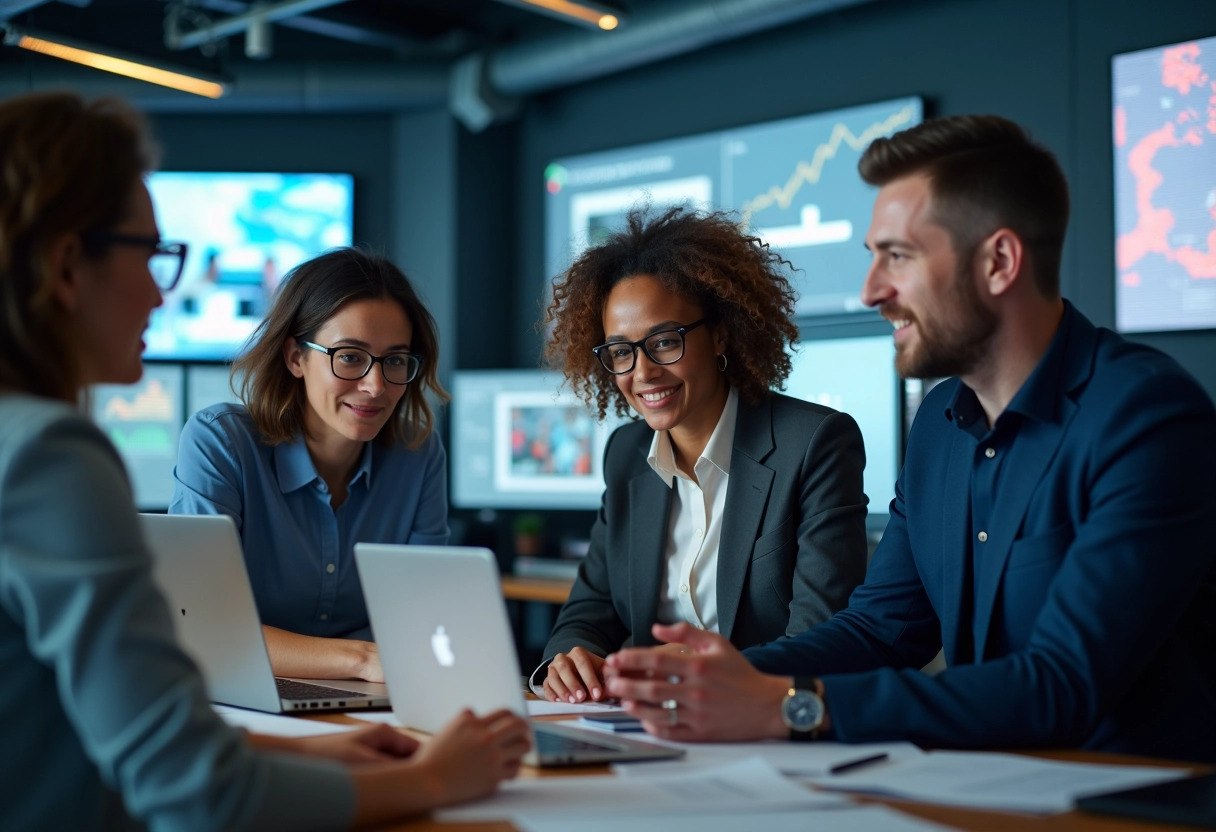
[680,584,689,593]
[319,613,329,621]
[977,531,988,543]
[326,563,336,574]
[694,528,704,538]
[984,447,996,459]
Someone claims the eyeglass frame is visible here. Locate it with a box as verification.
[78,230,188,292]
[591,318,708,375]
[298,340,423,385]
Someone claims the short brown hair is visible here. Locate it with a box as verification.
[543,206,800,419]
[859,114,1069,297]
[0,92,157,402]
[233,247,449,449]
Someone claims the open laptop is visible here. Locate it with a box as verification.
[140,513,390,713]
[354,543,684,767]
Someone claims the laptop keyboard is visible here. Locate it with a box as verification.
[534,727,625,754]
[275,678,372,701]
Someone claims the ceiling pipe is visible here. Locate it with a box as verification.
[166,0,348,51]
[0,0,882,120]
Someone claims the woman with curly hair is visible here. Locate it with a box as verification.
[532,206,868,703]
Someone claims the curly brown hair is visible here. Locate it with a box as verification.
[543,206,800,419]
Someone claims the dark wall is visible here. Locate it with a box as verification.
[508,0,1216,396]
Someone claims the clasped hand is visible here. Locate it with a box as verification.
[601,622,792,742]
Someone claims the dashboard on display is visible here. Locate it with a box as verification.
[1113,34,1216,333]
[545,97,923,319]
[450,370,632,511]
[91,363,242,511]
[144,172,354,361]
[782,333,900,525]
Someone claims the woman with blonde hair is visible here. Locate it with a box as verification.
[172,246,449,682]
[0,90,527,829]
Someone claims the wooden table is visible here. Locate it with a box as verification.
[500,575,574,605]
[306,713,1205,831]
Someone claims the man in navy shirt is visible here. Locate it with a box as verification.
[603,114,1216,762]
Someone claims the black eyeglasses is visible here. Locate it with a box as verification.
[299,340,422,385]
[80,230,188,292]
[591,319,707,375]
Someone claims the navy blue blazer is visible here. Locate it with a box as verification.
[543,392,869,663]
[746,304,1216,762]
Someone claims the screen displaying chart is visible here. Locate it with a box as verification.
[91,364,185,511]
[545,97,922,318]
[1113,35,1216,333]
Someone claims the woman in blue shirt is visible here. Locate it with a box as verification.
[0,90,526,830]
[172,247,449,682]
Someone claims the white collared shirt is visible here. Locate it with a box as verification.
[648,387,738,633]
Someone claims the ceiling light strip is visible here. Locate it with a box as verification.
[13,34,226,98]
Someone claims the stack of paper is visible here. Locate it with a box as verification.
[819,750,1190,813]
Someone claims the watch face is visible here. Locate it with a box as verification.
[783,690,824,732]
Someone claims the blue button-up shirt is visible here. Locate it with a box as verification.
[170,403,449,640]
[945,308,1073,661]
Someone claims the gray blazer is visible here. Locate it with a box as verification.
[542,392,869,663]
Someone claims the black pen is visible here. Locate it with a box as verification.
[828,752,890,775]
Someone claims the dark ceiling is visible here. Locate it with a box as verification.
[1,0,588,75]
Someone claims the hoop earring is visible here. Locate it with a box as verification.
[717,354,727,372]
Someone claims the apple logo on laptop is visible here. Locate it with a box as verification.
[431,625,455,667]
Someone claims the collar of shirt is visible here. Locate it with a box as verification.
[272,436,374,494]
[945,300,1077,438]
[646,387,739,487]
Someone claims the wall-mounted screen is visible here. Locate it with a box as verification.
[1113,35,1216,333]
[145,172,354,361]
[450,370,632,511]
[545,97,922,318]
[185,364,242,415]
[91,364,185,511]
[782,334,900,522]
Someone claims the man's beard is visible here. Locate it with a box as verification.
[892,263,998,380]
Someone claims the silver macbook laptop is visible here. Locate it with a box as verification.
[354,543,684,767]
[140,513,390,713]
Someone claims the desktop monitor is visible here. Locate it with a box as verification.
[1113,34,1216,333]
[782,334,900,524]
[545,97,923,318]
[91,364,185,511]
[185,363,242,416]
[450,370,632,511]
[144,171,354,361]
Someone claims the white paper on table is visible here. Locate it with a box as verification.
[515,804,956,832]
[435,757,848,823]
[526,700,623,717]
[818,750,1191,814]
[604,730,922,778]
[345,711,405,726]
[211,705,358,737]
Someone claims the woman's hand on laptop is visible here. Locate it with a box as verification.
[408,709,531,805]
[543,646,610,703]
